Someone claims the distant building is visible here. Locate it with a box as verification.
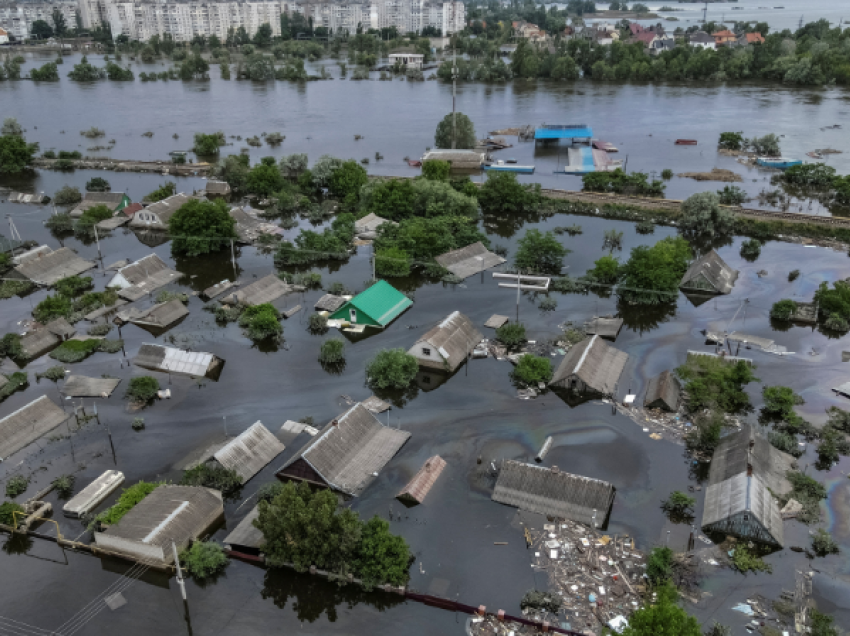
[712,29,737,46]
[0,27,9,45]
[329,280,412,329]
[420,149,485,169]
[737,31,765,46]
[679,250,738,296]
[549,335,628,396]
[435,242,505,279]
[408,311,482,373]
[389,53,424,68]
[688,31,716,49]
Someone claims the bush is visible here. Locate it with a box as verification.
[0,372,28,401]
[5,475,29,498]
[680,192,735,238]
[74,204,114,238]
[181,463,241,493]
[33,295,72,323]
[770,299,797,321]
[768,431,803,457]
[661,491,695,520]
[308,313,329,334]
[514,229,569,274]
[125,376,160,404]
[326,282,348,296]
[256,481,286,502]
[145,181,176,203]
[155,290,188,304]
[582,169,665,197]
[661,168,673,179]
[620,582,700,636]
[54,275,93,298]
[762,385,804,416]
[511,354,552,385]
[85,177,110,192]
[496,322,526,348]
[730,545,772,574]
[635,219,655,234]
[478,172,541,214]
[588,255,620,284]
[788,269,800,281]
[319,338,345,364]
[53,185,82,206]
[717,185,747,206]
[0,333,23,359]
[422,159,450,181]
[375,247,411,277]
[538,296,557,311]
[676,356,758,413]
[193,131,225,156]
[811,529,839,557]
[0,501,24,527]
[49,339,101,363]
[46,213,73,232]
[238,303,282,342]
[740,239,762,260]
[51,475,76,498]
[131,417,145,431]
[718,132,744,151]
[169,198,237,257]
[36,366,66,382]
[810,609,840,636]
[785,471,827,525]
[646,546,674,584]
[95,481,160,526]
[180,541,229,579]
[365,348,418,390]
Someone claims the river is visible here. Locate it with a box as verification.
[1,48,850,636]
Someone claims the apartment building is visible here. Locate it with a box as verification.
[0,1,77,39]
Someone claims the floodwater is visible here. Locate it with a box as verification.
[2,57,850,635]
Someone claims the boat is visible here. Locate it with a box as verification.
[806,151,823,159]
[675,139,698,145]
[483,160,535,174]
[407,159,422,167]
[592,139,619,153]
[506,158,518,164]
[756,157,803,170]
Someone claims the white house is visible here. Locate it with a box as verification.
[689,31,716,50]
[0,27,9,44]
[408,311,483,373]
[389,53,424,69]
[130,193,192,230]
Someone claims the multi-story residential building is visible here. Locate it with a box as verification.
[0,1,77,40]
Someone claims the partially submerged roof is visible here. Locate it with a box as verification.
[550,335,628,395]
[355,213,396,236]
[644,370,681,412]
[484,314,509,329]
[222,275,294,307]
[409,311,483,372]
[61,375,122,398]
[95,485,224,564]
[314,294,347,313]
[361,395,391,414]
[223,505,264,552]
[206,180,231,195]
[19,328,61,360]
[421,149,485,168]
[492,460,615,526]
[680,249,738,295]
[129,193,193,228]
[108,254,182,301]
[70,192,128,218]
[331,280,412,328]
[62,470,125,518]
[123,299,189,331]
[0,396,68,460]
[202,280,235,300]
[45,317,76,340]
[134,343,224,380]
[435,242,506,280]
[11,247,95,286]
[230,206,282,244]
[213,421,286,484]
[583,316,624,340]
[277,403,411,497]
[397,455,446,504]
[701,425,795,547]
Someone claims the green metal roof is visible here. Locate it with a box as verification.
[348,280,412,326]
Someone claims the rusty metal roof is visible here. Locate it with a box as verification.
[397,455,446,504]
[435,242,506,280]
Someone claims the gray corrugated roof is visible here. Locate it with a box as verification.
[644,370,680,411]
[355,213,396,235]
[12,247,95,286]
[134,343,223,379]
[128,299,189,330]
[277,403,411,497]
[206,181,231,195]
[213,421,286,484]
[223,505,264,551]
[129,193,193,228]
[550,336,628,395]
[434,242,506,280]
[314,294,347,312]
[62,470,125,518]
[19,329,61,360]
[109,254,182,301]
[583,316,624,340]
[222,275,294,307]
[0,396,68,460]
[422,149,485,167]
[680,249,738,295]
[45,318,76,339]
[492,460,615,525]
[61,375,122,398]
[409,311,483,372]
[70,192,127,218]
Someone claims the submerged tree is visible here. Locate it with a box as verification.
[434,112,476,149]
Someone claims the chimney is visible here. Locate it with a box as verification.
[747,463,753,477]
[331,419,338,427]
[551,466,560,474]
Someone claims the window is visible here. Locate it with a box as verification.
[422,347,431,356]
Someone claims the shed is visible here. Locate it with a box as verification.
[108,254,182,301]
[10,247,95,286]
[120,299,189,332]
[213,421,286,484]
[19,328,62,360]
[408,311,483,373]
[435,242,506,280]
[61,375,121,398]
[223,505,264,554]
[206,180,232,197]
[549,335,628,395]
[397,455,446,504]
[221,275,294,307]
[583,316,624,340]
[134,343,224,380]
[680,250,738,295]
[70,192,131,218]
[355,213,396,238]
[62,470,125,518]
[492,460,616,526]
[129,193,193,230]
[45,318,76,340]
[276,403,411,497]
[0,396,68,460]
[484,314,509,329]
[314,294,347,313]
[328,280,412,329]
[644,370,681,412]
[701,425,795,548]
[202,280,235,300]
[420,149,485,170]
[94,485,224,565]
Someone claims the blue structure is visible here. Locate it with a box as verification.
[534,124,594,142]
[483,163,535,174]
[756,157,802,170]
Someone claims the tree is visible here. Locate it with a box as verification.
[511,39,539,78]
[52,8,67,37]
[253,22,273,47]
[245,162,284,196]
[661,491,695,521]
[421,159,450,181]
[30,62,59,81]
[354,516,411,587]
[478,172,541,214]
[762,385,804,416]
[365,349,418,390]
[748,133,780,156]
[125,376,160,403]
[0,134,39,174]
[679,192,735,238]
[319,338,345,365]
[193,131,225,156]
[146,181,176,203]
[620,582,701,636]
[496,322,526,348]
[718,132,744,150]
[588,255,620,283]
[375,246,410,277]
[67,56,105,81]
[311,155,345,189]
[180,541,229,579]
[169,198,237,256]
[434,112,476,149]
[646,546,673,584]
[511,354,553,385]
[85,177,110,192]
[328,160,368,209]
[30,19,53,40]
[620,236,691,304]
[1,118,22,136]
[239,304,282,342]
[676,355,758,413]
[53,185,82,206]
[514,229,569,274]
[810,609,839,636]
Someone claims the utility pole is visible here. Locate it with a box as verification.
[451,40,457,149]
[172,541,187,601]
[702,0,707,24]
[230,239,236,277]
[93,223,103,263]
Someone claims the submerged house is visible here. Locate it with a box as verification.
[211,421,286,484]
[223,505,264,554]
[205,180,231,198]
[397,455,446,504]
[94,485,224,566]
[61,375,122,398]
[644,370,681,412]
[408,311,482,373]
[549,335,628,396]
[63,470,125,518]
[492,460,616,526]
[129,193,193,230]
[221,274,295,307]
[276,403,411,497]
[354,213,396,238]
[0,395,68,460]
[680,250,738,296]
[420,149,486,170]
[434,242,506,280]
[10,246,95,286]
[108,254,182,301]
[116,299,189,332]
[70,192,131,218]
[329,280,412,330]
[134,343,224,380]
[701,425,796,548]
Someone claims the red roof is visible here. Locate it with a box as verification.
[121,202,143,217]
[745,32,765,43]
[633,31,657,45]
[629,23,645,35]
[712,29,736,38]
